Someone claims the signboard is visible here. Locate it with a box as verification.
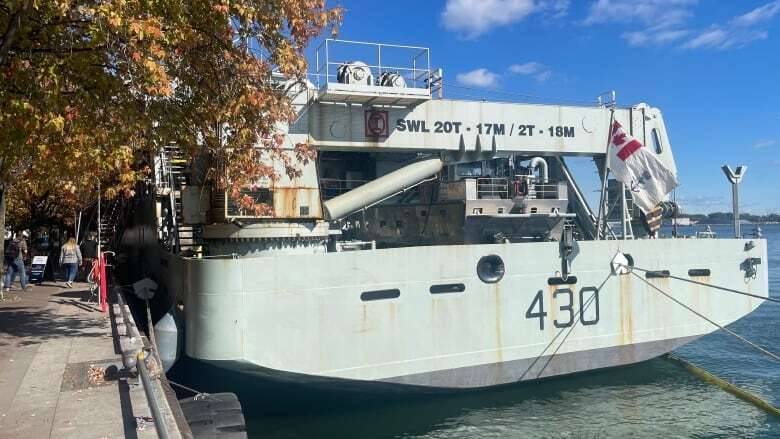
[29,255,48,284]
[364,109,388,139]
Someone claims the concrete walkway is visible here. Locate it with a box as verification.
[0,282,160,438]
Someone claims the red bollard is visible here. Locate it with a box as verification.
[99,253,107,313]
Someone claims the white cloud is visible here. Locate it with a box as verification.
[683,27,727,49]
[622,29,688,46]
[585,0,696,48]
[456,68,500,87]
[682,2,779,50]
[732,1,780,27]
[508,62,553,82]
[683,26,768,50]
[751,139,776,149]
[584,0,697,28]
[585,0,778,50]
[441,0,568,39]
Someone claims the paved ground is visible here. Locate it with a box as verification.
[0,281,160,438]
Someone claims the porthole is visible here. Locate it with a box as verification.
[477,255,505,284]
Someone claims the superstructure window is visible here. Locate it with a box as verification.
[457,162,482,177]
[651,128,663,154]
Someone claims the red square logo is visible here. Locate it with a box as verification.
[364,110,388,138]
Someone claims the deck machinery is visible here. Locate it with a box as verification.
[127,40,767,390]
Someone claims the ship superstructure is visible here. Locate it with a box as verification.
[122,40,768,390]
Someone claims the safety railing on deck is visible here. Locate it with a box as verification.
[477,178,509,199]
[529,183,562,200]
[319,178,369,200]
[312,39,439,92]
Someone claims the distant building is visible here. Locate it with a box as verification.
[670,217,696,226]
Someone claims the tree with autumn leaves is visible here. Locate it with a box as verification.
[0,0,341,244]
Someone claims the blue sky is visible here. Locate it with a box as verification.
[317,0,780,214]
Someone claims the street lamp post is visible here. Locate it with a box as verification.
[721,165,747,239]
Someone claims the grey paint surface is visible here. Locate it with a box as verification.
[155,238,767,388]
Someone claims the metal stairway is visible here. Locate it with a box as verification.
[156,145,202,255]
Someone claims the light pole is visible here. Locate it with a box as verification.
[721,165,747,238]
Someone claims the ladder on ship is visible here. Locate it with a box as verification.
[157,144,202,255]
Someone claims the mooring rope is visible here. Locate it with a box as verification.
[168,379,209,399]
[629,264,780,305]
[665,353,780,419]
[145,299,160,362]
[629,270,780,364]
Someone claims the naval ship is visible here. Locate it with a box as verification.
[120,40,768,390]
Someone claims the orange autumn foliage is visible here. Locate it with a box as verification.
[0,0,342,227]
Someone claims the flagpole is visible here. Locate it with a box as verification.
[596,107,615,240]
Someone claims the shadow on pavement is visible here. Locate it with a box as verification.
[0,305,105,347]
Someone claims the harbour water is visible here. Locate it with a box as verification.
[169,224,780,438]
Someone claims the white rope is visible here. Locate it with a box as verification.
[630,270,780,364]
[630,264,779,304]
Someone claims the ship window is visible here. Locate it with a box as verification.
[361,289,400,301]
[472,208,483,215]
[420,210,428,217]
[688,269,711,277]
[530,207,538,213]
[651,128,663,154]
[299,206,309,216]
[497,207,505,214]
[430,283,466,294]
[457,162,482,177]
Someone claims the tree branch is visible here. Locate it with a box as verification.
[0,0,32,66]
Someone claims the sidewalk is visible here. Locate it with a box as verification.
[0,281,161,438]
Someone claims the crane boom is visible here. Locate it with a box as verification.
[289,98,676,174]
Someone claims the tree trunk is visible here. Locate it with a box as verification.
[0,0,32,66]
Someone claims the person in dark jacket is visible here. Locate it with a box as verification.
[80,233,98,281]
[4,232,30,292]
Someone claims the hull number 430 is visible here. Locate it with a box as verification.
[525,288,600,330]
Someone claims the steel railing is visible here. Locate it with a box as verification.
[477,178,509,199]
[312,39,433,90]
[319,178,369,199]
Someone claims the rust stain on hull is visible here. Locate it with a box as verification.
[494,283,503,362]
[618,276,634,345]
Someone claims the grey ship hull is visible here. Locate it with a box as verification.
[155,238,767,390]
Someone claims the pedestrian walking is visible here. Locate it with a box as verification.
[4,232,30,292]
[60,237,82,288]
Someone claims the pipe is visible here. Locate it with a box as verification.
[529,157,548,183]
[137,350,172,439]
[557,157,597,239]
[323,157,443,220]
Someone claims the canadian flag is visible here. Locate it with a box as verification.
[608,120,679,214]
